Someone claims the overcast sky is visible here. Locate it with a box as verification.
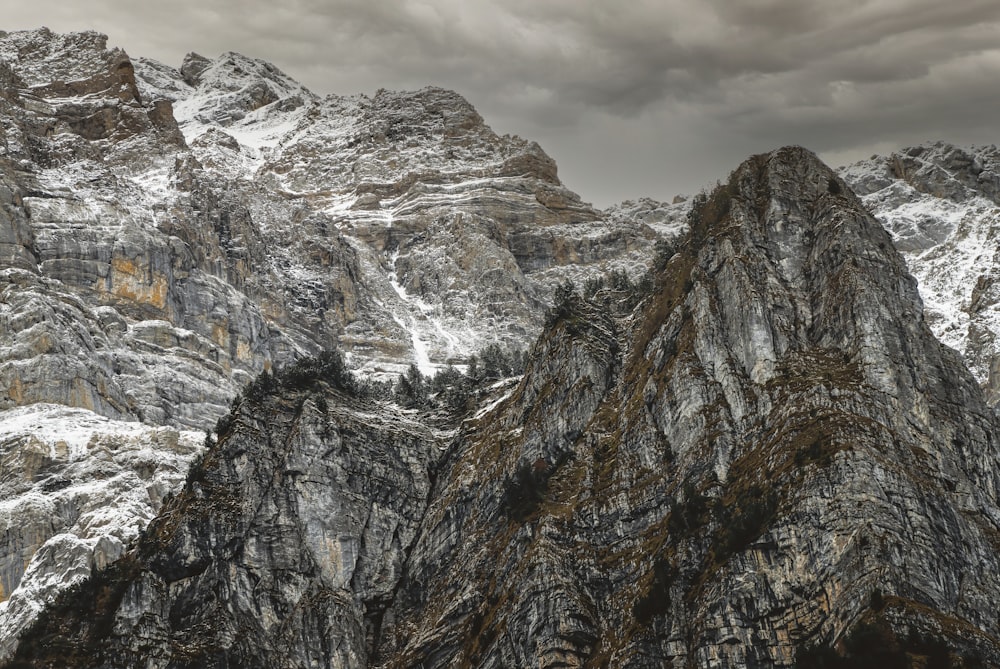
[8,1,1000,207]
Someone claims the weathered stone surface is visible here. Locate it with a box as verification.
[0,27,661,651]
[9,148,1000,668]
[4,377,439,668]
[6,25,1000,669]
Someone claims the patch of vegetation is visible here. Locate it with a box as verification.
[394,363,430,408]
[581,267,654,315]
[712,484,779,561]
[545,279,583,328]
[794,434,834,468]
[504,456,565,521]
[390,342,527,414]
[651,238,677,274]
[795,620,979,669]
[685,178,735,244]
[667,483,714,536]
[634,557,678,625]
[429,364,474,413]
[277,349,357,394]
[469,343,527,383]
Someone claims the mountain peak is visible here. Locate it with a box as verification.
[687,145,859,249]
[194,51,309,97]
[179,51,210,86]
[0,28,121,88]
[169,50,315,131]
[8,28,1000,668]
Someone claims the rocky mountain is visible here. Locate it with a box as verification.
[0,27,655,431]
[0,27,656,652]
[840,141,1000,405]
[4,26,1000,669]
[7,146,1000,668]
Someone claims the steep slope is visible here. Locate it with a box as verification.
[840,141,1000,404]
[9,147,1000,668]
[0,28,299,427]
[146,45,652,378]
[376,146,1000,667]
[0,26,655,653]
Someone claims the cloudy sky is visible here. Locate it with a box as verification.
[8,1,1000,207]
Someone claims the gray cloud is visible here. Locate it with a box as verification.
[7,0,1000,206]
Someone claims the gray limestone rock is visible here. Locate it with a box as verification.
[6,26,1000,669]
[0,28,660,648]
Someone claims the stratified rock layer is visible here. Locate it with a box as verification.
[9,148,1000,668]
[0,27,654,434]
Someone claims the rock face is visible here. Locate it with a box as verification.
[9,147,1000,668]
[0,27,654,434]
[374,146,1000,667]
[0,26,654,654]
[840,141,1000,404]
[0,405,202,656]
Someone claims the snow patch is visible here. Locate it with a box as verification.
[0,404,203,656]
[387,249,436,377]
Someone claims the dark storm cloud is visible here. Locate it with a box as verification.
[7,1,1000,205]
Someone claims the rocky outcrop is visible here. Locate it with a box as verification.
[9,147,1000,668]
[4,367,440,668]
[841,141,1000,405]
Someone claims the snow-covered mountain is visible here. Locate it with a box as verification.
[4,27,1000,668]
[0,27,656,431]
[11,146,1000,668]
[0,27,655,649]
[840,141,1000,404]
